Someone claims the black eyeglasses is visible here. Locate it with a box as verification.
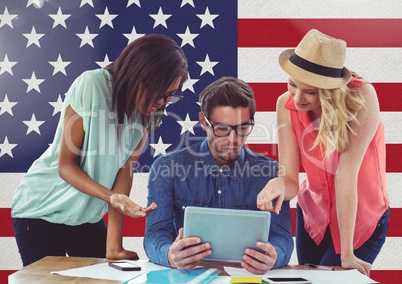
[203,114,254,137]
[163,87,184,105]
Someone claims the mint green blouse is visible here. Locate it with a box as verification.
[12,69,148,225]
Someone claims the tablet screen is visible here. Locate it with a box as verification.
[183,206,271,262]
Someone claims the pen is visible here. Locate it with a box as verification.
[305,263,335,271]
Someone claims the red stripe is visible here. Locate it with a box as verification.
[0,270,17,283]
[246,144,402,173]
[103,213,145,237]
[1,208,13,237]
[251,83,402,112]
[2,208,401,238]
[370,270,402,284]
[238,19,402,47]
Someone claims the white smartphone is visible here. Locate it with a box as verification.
[108,261,141,271]
[263,277,312,284]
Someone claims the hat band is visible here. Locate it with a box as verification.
[290,52,344,78]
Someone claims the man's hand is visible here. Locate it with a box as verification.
[241,241,278,275]
[110,194,157,218]
[168,228,212,269]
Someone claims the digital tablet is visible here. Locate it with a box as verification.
[183,206,271,262]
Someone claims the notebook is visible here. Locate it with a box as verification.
[183,206,271,262]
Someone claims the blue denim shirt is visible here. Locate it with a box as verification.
[144,140,293,268]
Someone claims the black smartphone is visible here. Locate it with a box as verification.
[263,277,312,284]
[108,261,141,271]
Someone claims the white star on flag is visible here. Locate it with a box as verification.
[180,0,195,8]
[0,94,17,116]
[48,95,64,116]
[0,54,17,76]
[149,137,171,157]
[23,26,45,48]
[80,0,94,8]
[177,113,199,135]
[26,0,39,8]
[23,72,45,93]
[23,114,45,135]
[124,26,145,44]
[150,7,171,29]
[96,7,118,29]
[177,26,199,48]
[96,54,112,68]
[182,72,199,93]
[49,7,71,29]
[127,0,141,8]
[26,0,48,8]
[197,7,219,28]
[49,54,71,76]
[0,7,17,28]
[76,26,98,48]
[197,54,218,75]
[0,137,17,158]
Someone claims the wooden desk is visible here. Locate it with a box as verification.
[9,256,119,284]
[8,256,338,283]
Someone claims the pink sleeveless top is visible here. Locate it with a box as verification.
[285,77,389,253]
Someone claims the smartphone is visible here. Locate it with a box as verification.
[108,261,141,271]
[263,277,312,284]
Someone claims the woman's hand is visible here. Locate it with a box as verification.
[106,248,139,261]
[110,194,157,218]
[257,177,286,214]
[341,253,371,276]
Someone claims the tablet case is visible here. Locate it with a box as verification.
[183,206,271,262]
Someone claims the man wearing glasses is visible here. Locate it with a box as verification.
[144,77,293,274]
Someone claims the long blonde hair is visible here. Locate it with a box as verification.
[312,73,366,158]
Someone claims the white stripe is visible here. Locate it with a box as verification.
[238,48,402,83]
[2,171,401,209]
[122,236,146,259]
[0,173,22,208]
[0,237,22,270]
[249,112,402,144]
[380,112,402,144]
[371,237,402,270]
[238,0,402,18]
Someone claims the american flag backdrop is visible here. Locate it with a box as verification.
[0,0,401,283]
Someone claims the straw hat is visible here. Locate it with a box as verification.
[279,29,351,89]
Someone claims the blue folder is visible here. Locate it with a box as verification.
[124,267,220,284]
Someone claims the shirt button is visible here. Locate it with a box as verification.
[217,190,222,194]
[182,206,186,210]
[219,168,223,173]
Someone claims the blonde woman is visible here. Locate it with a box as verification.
[257,29,389,275]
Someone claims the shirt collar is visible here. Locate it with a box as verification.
[199,140,246,180]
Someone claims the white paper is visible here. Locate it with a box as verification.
[51,259,167,282]
[224,267,378,284]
